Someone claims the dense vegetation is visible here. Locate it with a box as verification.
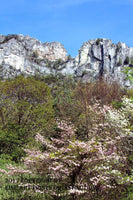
[0,75,133,200]
[0,76,54,162]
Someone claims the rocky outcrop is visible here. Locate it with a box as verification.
[42,42,67,61]
[0,34,67,79]
[0,35,133,88]
[74,38,133,87]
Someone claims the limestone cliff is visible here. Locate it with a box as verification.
[0,34,67,79]
[74,38,133,87]
[0,34,133,88]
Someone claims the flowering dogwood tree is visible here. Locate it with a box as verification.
[1,97,133,200]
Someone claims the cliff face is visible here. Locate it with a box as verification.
[0,34,67,79]
[0,34,133,88]
[74,38,133,87]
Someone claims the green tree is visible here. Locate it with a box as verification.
[0,126,26,162]
[0,76,54,136]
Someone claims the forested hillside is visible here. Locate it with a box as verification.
[0,75,133,200]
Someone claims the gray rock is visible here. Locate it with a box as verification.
[0,34,133,88]
[74,38,133,88]
[42,42,67,61]
[0,34,68,79]
[0,35,6,43]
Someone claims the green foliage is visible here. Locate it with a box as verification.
[112,100,123,109]
[43,73,64,87]
[53,59,64,71]
[123,67,133,83]
[67,54,71,61]
[96,38,101,45]
[0,76,56,162]
[0,76,54,134]
[0,121,37,162]
[54,80,127,140]
[124,56,130,65]
[0,172,53,200]
[0,154,15,168]
[52,75,77,119]
[0,127,26,162]
[121,185,133,200]
[0,75,132,199]
[127,89,133,99]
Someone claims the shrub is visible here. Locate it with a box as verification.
[0,127,26,162]
[112,100,123,109]
[67,54,71,61]
[96,38,101,45]
[127,89,133,99]
[123,67,133,83]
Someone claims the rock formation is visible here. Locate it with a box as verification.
[0,34,133,88]
[74,38,133,87]
[0,34,67,79]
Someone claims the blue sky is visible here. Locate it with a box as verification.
[0,0,133,57]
